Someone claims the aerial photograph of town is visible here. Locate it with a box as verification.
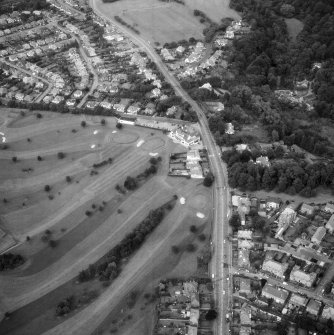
[0,0,334,334]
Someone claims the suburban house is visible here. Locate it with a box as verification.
[266,198,281,210]
[262,259,288,279]
[322,306,334,320]
[168,125,201,148]
[325,214,334,234]
[311,226,326,245]
[256,156,270,167]
[261,284,289,305]
[289,265,317,288]
[235,144,249,152]
[226,123,235,135]
[275,207,297,239]
[324,203,334,214]
[289,293,308,308]
[300,203,314,216]
[237,230,252,240]
[240,304,251,325]
[239,278,251,295]
[306,299,321,316]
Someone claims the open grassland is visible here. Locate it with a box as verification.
[285,18,304,42]
[0,109,212,335]
[94,0,239,43]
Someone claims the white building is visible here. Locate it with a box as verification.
[311,226,326,245]
[262,259,288,278]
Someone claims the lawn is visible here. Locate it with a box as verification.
[285,18,304,42]
[0,108,211,335]
[94,0,239,44]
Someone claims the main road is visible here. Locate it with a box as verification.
[88,1,232,334]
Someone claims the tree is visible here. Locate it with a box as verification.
[81,120,86,127]
[44,185,51,192]
[116,122,123,129]
[280,4,295,18]
[229,213,241,230]
[37,155,43,161]
[57,152,65,159]
[12,156,18,163]
[124,176,137,190]
[66,176,72,183]
[203,172,214,187]
[101,119,106,125]
[190,225,198,233]
[205,309,218,320]
[171,245,180,254]
[36,113,42,119]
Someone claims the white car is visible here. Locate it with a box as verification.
[223,239,226,243]
[223,290,225,295]
[212,273,215,279]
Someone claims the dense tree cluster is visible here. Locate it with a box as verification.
[223,149,334,196]
[0,0,49,13]
[229,0,334,119]
[0,253,25,271]
[56,295,75,316]
[78,199,175,282]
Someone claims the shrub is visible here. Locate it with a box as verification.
[44,185,51,192]
[190,225,198,233]
[171,245,180,254]
[198,233,206,241]
[116,122,123,129]
[66,176,72,183]
[101,119,106,125]
[37,155,43,161]
[36,113,42,119]
[186,243,196,252]
[12,156,18,163]
[203,172,214,187]
[49,240,58,248]
[57,152,65,159]
[0,253,25,271]
[85,210,92,216]
[81,120,86,127]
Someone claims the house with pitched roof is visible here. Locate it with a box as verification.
[262,259,288,279]
[262,284,288,305]
[300,203,314,216]
[325,214,334,234]
[306,299,321,316]
[290,265,317,288]
[324,203,334,214]
[311,226,326,245]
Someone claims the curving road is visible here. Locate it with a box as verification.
[88,1,232,333]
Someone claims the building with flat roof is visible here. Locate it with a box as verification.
[290,265,317,287]
[262,259,288,279]
[262,284,289,305]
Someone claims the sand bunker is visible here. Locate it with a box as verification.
[93,130,98,135]
[112,131,117,134]
[196,212,205,218]
[137,139,145,147]
[180,197,185,205]
[91,144,96,149]
[149,152,159,156]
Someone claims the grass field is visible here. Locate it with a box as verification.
[285,18,304,42]
[95,0,240,43]
[0,109,212,335]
